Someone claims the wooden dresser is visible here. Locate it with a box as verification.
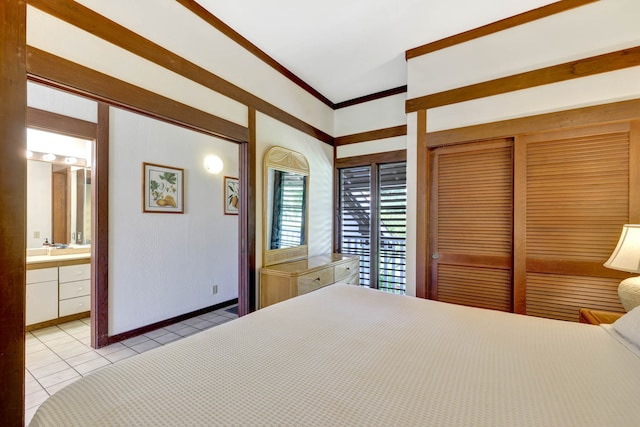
[260,254,359,308]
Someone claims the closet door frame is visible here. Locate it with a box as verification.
[417,99,640,313]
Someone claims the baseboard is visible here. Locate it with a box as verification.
[105,299,238,346]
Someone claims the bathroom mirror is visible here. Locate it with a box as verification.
[26,128,93,249]
[263,146,309,266]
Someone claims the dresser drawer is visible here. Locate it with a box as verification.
[26,267,58,284]
[59,295,91,317]
[60,279,91,300]
[59,263,90,283]
[297,267,334,295]
[335,259,358,282]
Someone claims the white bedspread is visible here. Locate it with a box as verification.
[31,284,640,426]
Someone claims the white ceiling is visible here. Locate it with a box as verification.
[197,0,557,104]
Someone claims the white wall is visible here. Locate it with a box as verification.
[402,0,640,297]
[334,93,407,159]
[26,83,97,249]
[26,0,339,329]
[27,81,97,123]
[72,0,334,135]
[26,161,52,249]
[255,112,334,275]
[334,93,406,137]
[109,107,239,334]
[408,0,640,132]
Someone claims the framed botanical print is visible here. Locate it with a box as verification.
[142,162,184,213]
[224,176,239,215]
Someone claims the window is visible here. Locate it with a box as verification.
[337,160,407,294]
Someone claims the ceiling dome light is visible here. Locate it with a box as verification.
[43,153,56,162]
[205,155,223,174]
[64,157,78,165]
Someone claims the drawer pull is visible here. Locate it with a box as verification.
[315,277,321,282]
[346,267,351,271]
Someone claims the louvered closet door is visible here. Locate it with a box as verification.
[517,122,638,321]
[430,139,513,311]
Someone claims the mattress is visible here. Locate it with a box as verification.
[30,284,640,426]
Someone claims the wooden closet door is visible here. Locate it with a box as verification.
[515,122,639,321]
[429,139,513,311]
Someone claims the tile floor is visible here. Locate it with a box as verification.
[24,305,238,425]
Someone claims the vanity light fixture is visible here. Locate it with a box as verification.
[43,153,56,162]
[64,157,78,165]
[205,155,223,174]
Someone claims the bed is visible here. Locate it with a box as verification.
[31,284,640,426]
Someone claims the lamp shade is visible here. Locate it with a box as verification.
[605,224,640,312]
[604,224,640,273]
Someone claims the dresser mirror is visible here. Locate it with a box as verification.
[263,146,309,266]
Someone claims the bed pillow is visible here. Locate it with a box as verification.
[612,305,640,348]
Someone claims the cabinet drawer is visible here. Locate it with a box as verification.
[59,295,91,317]
[26,267,58,284]
[60,279,91,300]
[26,280,58,325]
[297,267,334,295]
[335,259,358,282]
[59,263,90,283]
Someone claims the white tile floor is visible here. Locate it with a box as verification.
[24,305,238,425]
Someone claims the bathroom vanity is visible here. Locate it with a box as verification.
[26,247,91,330]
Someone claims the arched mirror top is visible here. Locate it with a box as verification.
[264,146,310,176]
[263,146,309,267]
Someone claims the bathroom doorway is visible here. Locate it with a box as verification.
[26,125,94,332]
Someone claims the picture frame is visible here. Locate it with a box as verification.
[224,176,239,215]
[142,162,184,214]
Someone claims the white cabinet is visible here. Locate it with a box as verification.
[26,260,91,327]
[58,264,91,317]
[26,267,58,326]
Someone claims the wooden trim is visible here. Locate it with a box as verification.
[513,136,527,314]
[93,103,110,347]
[406,0,598,59]
[335,125,407,146]
[436,254,512,270]
[28,0,333,145]
[406,46,640,113]
[334,86,407,110]
[26,257,90,270]
[25,311,89,332]
[27,47,249,143]
[176,0,334,109]
[416,110,428,299]
[27,107,97,138]
[238,108,257,315]
[335,150,406,169]
[426,98,640,147]
[107,299,238,344]
[526,258,632,279]
[0,0,26,424]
